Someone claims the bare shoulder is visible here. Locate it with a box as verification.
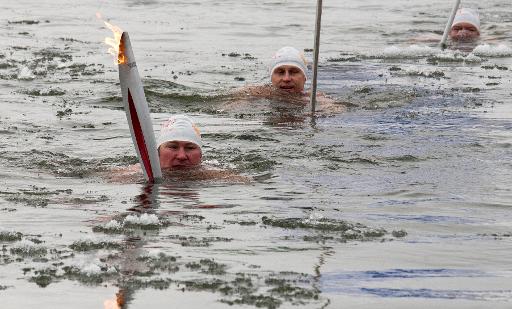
[310,92,347,114]
[222,84,276,110]
[226,85,348,115]
[481,36,502,43]
[229,84,274,99]
[104,164,144,183]
[197,168,251,183]
[408,34,442,43]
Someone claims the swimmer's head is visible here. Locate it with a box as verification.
[157,115,202,170]
[270,47,308,93]
[450,8,480,41]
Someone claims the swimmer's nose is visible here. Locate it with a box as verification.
[283,71,292,81]
[176,147,187,159]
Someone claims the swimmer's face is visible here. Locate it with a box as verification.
[271,65,306,93]
[450,22,480,41]
[158,141,202,170]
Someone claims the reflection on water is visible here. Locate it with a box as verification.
[105,183,159,309]
[128,183,160,212]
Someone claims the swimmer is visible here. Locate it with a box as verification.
[412,7,482,46]
[239,46,311,98]
[229,46,345,114]
[449,8,480,42]
[108,115,248,183]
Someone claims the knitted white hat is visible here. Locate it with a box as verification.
[452,8,480,33]
[270,46,308,79]
[157,115,201,149]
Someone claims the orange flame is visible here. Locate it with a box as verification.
[97,12,125,64]
[103,298,120,309]
[103,290,124,309]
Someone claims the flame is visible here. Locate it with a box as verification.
[103,298,120,309]
[97,12,125,64]
[103,290,124,309]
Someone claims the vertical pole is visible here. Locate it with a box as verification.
[310,0,323,114]
[440,0,461,50]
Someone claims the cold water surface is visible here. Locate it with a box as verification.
[0,0,511,308]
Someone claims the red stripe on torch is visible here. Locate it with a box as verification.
[127,89,154,182]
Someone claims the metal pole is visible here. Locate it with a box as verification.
[310,0,323,114]
[440,0,461,50]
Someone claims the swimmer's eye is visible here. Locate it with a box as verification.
[185,144,198,151]
[289,68,301,75]
[165,143,180,150]
[452,26,477,32]
[274,68,286,75]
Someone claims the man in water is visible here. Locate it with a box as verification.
[157,115,247,181]
[411,8,481,46]
[109,114,247,182]
[230,46,343,114]
[449,8,480,42]
[157,114,202,170]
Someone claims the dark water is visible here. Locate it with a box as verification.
[1,0,511,308]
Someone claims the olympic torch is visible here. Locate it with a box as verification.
[100,15,161,182]
[117,32,162,182]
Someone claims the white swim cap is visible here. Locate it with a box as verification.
[270,46,308,79]
[452,8,480,33]
[158,115,202,149]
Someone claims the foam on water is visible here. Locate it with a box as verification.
[17,66,35,80]
[381,45,439,58]
[81,263,102,275]
[375,44,487,63]
[104,219,123,230]
[472,44,512,57]
[123,213,161,226]
[71,261,118,276]
[364,43,511,64]
[9,239,47,256]
[463,53,483,63]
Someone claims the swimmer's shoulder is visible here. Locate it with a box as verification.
[198,167,251,183]
[230,84,273,98]
[408,33,442,44]
[305,91,348,115]
[105,163,144,183]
